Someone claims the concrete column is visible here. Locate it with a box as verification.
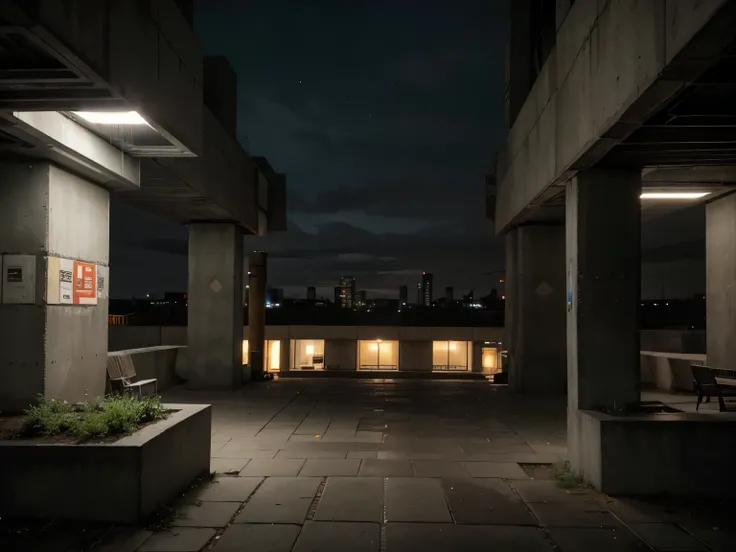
[566,169,641,468]
[505,224,566,394]
[187,223,244,389]
[0,162,109,411]
[706,192,736,371]
[248,251,267,380]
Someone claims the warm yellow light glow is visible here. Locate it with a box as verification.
[369,343,379,351]
[376,338,382,343]
[640,192,710,199]
[306,344,315,355]
[270,340,281,371]
[74,111,149,125]
[242,340,249,364]
[449,343,456,351]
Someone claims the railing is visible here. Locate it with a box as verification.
[108,314,129,326]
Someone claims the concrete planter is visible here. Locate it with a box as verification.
[0,403,211,523]
[574,409,736,497]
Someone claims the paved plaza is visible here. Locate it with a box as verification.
[1,379,734,551]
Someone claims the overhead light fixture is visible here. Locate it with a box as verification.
[73,111,149,125]
[640,192,711,199]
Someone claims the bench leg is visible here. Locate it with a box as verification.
[696,390,703,411]
[718,394,728,412]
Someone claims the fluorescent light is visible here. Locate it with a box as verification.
[306,345,315,355]
[73,111,149,125]
[640,192,710,199]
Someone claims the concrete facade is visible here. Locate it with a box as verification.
[187,224,244,389]
[706,192,736,373]
[505,225,566,394]
[566,169,641,471]
[247,251,267,379]
[0,162,109,411]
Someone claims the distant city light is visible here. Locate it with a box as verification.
[640,192,710,199]
[74,111,149,125]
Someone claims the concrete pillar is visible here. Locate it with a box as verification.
[187,223,244,389]
[248,251,267,380]
[566,169,641,469]
[505,225,566,394]
[0,162,109,411]
[706,192,736,372]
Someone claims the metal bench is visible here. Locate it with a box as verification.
[106,354,158,398]
[690,364,736,412]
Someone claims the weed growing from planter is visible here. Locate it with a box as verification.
[23,395,168,441]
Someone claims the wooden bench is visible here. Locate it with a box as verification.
[106,354,158,398]
[690,364,736,412]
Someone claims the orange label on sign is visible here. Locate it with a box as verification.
[73,261,97,305]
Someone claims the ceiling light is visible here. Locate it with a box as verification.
[640,192,711,199]
[73,111,149,125]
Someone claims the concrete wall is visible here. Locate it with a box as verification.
[0,163,109,410]
[109,346,186,392]
[113,325,506,352]
[495,0,727,231]
[399,341,433,372]
[640,330,705,354]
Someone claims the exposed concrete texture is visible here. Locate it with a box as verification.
[399,341,433,372]
[0,162,109,411]
[566,169,641,471]
[0,404,211,522]
[706,192,736,372]
[203,56,237,139]
[576,409,736,497]
[248,251,267,379]
[187,223,243,389]
[505,225,566,394]
[495,0,729,231]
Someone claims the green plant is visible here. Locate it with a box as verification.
[552,461,588,489]
[22,395,167,441]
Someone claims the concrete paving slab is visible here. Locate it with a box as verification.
[548,527,650,552]
[359,459,415,476]
[209,458,249,475]
[348,450,378,459]
[139,528,216,552]
[239,459,305,476]
[194,477,263,502]
[173,501,240,528]
[464,461,529,479]
[412,461,470,477]
[314,477,384,522]
[213,524,301,552]
[628,523,708,551]
[293,522,379,552]
[88,527,153,552]
[235,477,321,524]
[511,480,588,503]
[385,523,553,552]
[385,478,452,522]
[298,459,361,476]
[275,449,347,459]
[528,502,620,528]
[442,478,537,525]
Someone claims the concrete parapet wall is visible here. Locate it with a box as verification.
[108,346,186,392]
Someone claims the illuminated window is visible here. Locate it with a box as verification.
[358,340,399,370]
[242,339,281,371]
[432,341,471,371]
[481,346,501,375]
[291,340,325,370]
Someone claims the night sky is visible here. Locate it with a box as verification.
[109,0,706,301]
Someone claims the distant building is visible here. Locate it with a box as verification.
[307,286,316,302]
[266,287,284,307]
[421,272,434,307]
[399,285,408,305]
[334,286,341,305]
[358,290,367,304]
[445,286,453,303]
[416,282,422,305]
[338,276,356,309]
[244,283,250,306]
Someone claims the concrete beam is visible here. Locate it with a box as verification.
[495,0,732,233]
